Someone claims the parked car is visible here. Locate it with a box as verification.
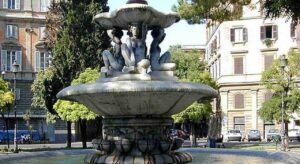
[224,130,242,142]
[266,129,281,142]
[246,130,261,142]
[288,129,300,142]
[169,129,189,140]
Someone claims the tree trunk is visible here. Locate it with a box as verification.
[190,122,196,147]
[80,119,87,149]
[1,112,9,149]
[67,121,72,148]
[284,121,289,150]
[296,23,300,50]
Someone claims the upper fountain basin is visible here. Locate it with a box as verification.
[57,81,218,116]
[94,3,180,30]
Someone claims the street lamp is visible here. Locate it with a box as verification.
[12,60,19,153]
[280,54,288,151]
[1,68,5,79]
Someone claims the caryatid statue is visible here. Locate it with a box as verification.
[121,22,150,74]
[150,28,176,71]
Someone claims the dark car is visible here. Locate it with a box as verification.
[266,129,281,142]
[169,129,189,140]
[247,130,261,142]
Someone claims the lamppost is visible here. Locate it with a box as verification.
[12,60,19,153]
[280,54,288,151]
[1,69,5,79]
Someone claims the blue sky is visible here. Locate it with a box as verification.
[107,0,206,51]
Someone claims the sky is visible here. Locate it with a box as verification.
[107,0,206,52]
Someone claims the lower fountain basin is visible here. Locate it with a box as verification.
[57,81,217,116]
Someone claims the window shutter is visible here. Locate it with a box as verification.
[6,25,10,38]
[3,0,8,8]
[230,28,235,42]
[15,0,20,10]
[35,51,40,72]
[13,25,18,38]
[234,94,244,109]
[243,28,248,42]
[1,50,7,71]
[272,25,278,39]
[260,26,265,40]
[15,88,20,100]
[16,51,22,71]
[234,57,243,74]
[264,55,274,70]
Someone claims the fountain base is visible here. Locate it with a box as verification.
[86,117,193,164]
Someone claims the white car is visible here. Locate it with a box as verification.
[266,129,281,142]
[288,129,300,142]
[224,130,242,142]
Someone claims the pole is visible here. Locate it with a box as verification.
[13,72,18,153]
[281,87,285,151]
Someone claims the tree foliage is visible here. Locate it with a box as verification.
[259,50,300,122]
[263,0,300,24]
[0,78,14,112]
[173,0,251,24]
[46,0,110,88]
[170,47,218,124]
[54,68,100,122]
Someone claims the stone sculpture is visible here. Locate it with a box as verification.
[57,0,218,163]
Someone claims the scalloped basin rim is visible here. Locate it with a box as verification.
[57,81,217,97]
[56,81,218,116]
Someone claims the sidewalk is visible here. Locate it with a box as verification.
[0,142,93,151]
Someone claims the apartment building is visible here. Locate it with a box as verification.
[204,0,299,138]
[0,0,69,142]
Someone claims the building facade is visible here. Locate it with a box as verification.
[204,0,299,139]
[0,0,69,142]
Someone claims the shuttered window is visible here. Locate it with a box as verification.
[35,51,50,71]
[234,94,244,109]
[1,50,22,71]
[261,25,278,40]
[230,28,248,43]
[264,55,274,70]
[234,57,243,74]
[3,0,20,9]
[6,24,18,38]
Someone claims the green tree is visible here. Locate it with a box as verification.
[170,47,218,145]
[54,68,100,148]
[0,78,14,148]
[173,0,251,24]
[263,0,300,24]
[38,0,110,148]
[259,49,300,147]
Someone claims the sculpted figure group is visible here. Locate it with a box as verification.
[101,22,175,78]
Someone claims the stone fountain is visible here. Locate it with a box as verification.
[57,0,218,163]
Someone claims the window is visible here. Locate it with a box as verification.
[234,117,245,133]
[36,51,50,71]
[0,50,22,71]
[3,0,20,10]
[14,88,20,100]
[40,0,50,12]
[234,56,243,74]
[264,55,274,70]
[234,94,244,109]
[6,25,18,39]
[39,26,47,40]
[291,23,296,38]
[260,25,278,40]
[230,28,247,43]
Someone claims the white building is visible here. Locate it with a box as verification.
[204,0,299,138]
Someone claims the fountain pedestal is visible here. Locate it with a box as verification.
[85,117,192,163]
